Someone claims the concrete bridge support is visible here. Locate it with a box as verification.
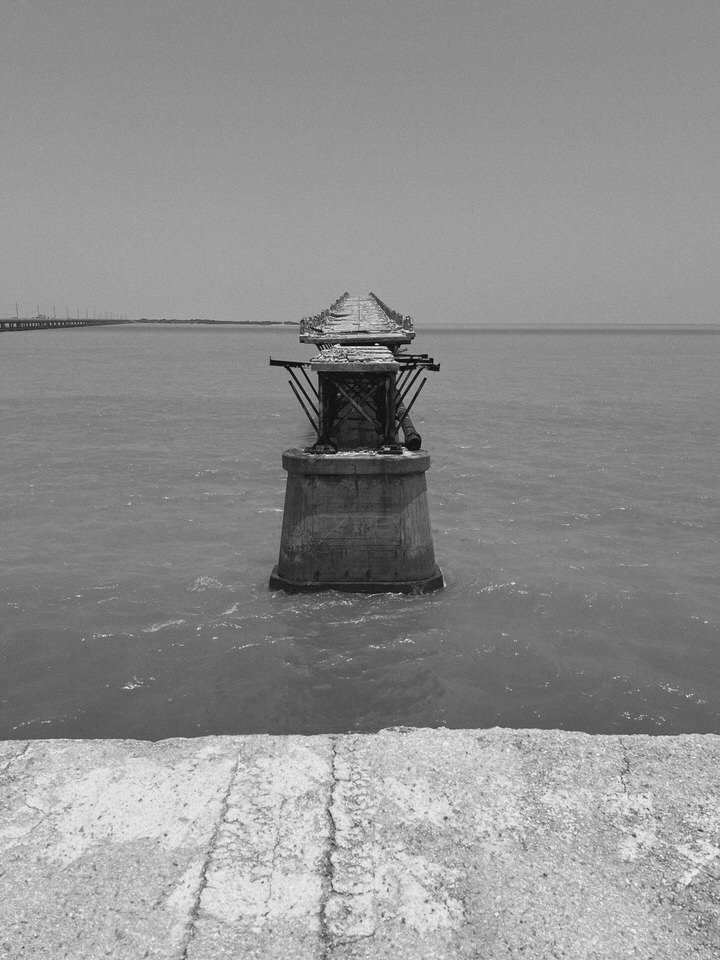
[269,449,443,593]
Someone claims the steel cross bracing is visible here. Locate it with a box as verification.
[269,351,438,453]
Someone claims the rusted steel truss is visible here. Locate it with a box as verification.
[269,352,439,452]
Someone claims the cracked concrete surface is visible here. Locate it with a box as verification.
[1,729,719,958]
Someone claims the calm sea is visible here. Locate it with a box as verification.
[1,324,719,739]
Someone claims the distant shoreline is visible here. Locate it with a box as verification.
[3,318,717,334]
[456,324,720,334]
[134,320,718,333]
[132,321,720,333]
[0,318,299,326]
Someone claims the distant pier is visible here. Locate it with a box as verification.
[0,317,129,333]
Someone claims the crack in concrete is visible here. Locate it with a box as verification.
[178,750,242,960]
[319,735,340,960]
[19,799,51,837]
[340,929,377,946]
[265,794,289,916]
[619,739,632,795]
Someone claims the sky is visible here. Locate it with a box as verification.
[3,0,720,325]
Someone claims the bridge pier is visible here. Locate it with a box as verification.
[269,449,443,593]
[269,293,443,594]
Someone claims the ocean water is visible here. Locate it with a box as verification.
[1,324,719,739]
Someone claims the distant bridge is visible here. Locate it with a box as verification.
[0,318,130,333]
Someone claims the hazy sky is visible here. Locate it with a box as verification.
[4,0,719,324]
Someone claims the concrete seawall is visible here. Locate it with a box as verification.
[2,727,719,958]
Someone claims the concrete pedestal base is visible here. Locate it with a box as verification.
[270,449,443,594]
[269,564,444,594]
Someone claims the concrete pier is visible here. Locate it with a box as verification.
[269,450,443,593]
[2,727,720,958]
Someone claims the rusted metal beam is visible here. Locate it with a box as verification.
[395,393,422,450]
[288,381,320,436]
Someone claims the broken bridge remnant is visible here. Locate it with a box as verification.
[269,293,443,594]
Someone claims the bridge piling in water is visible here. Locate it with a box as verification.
[269,292,443,594]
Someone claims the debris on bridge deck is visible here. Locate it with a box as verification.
[299,292,415,346]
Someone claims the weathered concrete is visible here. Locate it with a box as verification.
[1,728,720,958]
